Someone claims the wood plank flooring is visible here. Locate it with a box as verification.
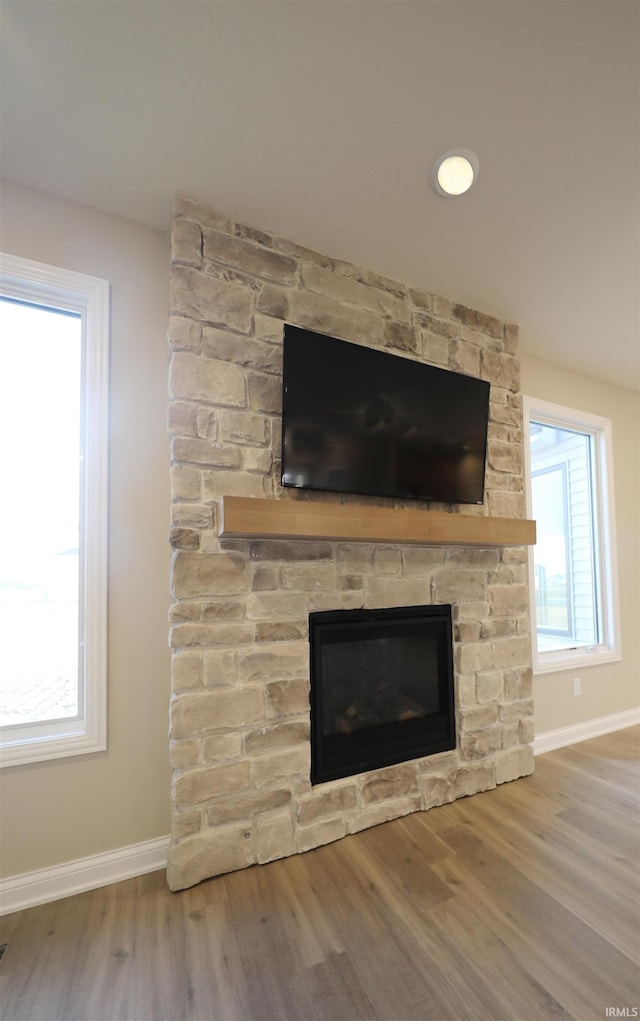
[1,727,638,1021]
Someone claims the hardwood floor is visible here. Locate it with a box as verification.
[2,727,638,1021]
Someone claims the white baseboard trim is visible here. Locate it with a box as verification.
[534,707,640,756]
[0,834,170,916]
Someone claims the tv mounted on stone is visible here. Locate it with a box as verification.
[281,325,490,505]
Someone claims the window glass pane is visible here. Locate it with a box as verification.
[0,298,82,727]
[531,465,570,638]
[528,418,600,655]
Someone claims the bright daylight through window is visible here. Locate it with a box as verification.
[524,396,620,674]
[0,254,109,766]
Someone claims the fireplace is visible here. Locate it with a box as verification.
[309,604,456,784]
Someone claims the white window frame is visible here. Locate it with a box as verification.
[0,253,109,766]
[523,395,621,675]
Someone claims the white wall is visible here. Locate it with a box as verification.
[521,354,640,735]
[0,180,171,878]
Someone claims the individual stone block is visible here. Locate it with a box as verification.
[246,370,282,414]
[296,816,347,854]
[489,584,530,617]
[383,321,419,354]
[373,546,402,575]
[458,705,499,731]
[203,228,298,285]
[495,744,534,785]
[251,564,280,591]
[421,773,454,810]
[487,440,523,476]
[451,304,503,339]
[364,577,430,607]
[400,547,444,574]
[172,437,241,469]
[476,669,505,703]
[202,470,267,501]
[287,289,384,348]
[250,539,333,562]
[255,622,308,643]
[170,687,264,739]
[348,796,417,833]
[171,622,254,648]
[459,726,502,760]
[171,266,255,333]
[167,826,253,891]
[172,651,203,692]
[296,784,359,826]
[413,310,458,339]
[281,563,338,591]
[252,747,310,788]
[170,465,201,501]
[170,528,200,550]
[256,811,295,864]
[446,548,499,568]
[452,763,496,799]
[203,649,237,688]
[265,678,311,720]
[207,788,291,826]
[168,315,202,353]
[448,340,481,377]
[202,733,242,762]
[173,551,248,598]
[433,569,487,604]
[486,490,526,518]
[308,590,364,612]
[455,672,476,707]
[455,641,494,674]
[360,763,420,805]
[301,262,407,320]
[171,808,202,842]
[492,635,532,668]
[218,409,270,446]
[422,332,449,366]
[202,600,245,621]
[168,401,198,437]
[246,591,310,620]
[237,643,308,683]
[171,219,203,267]
[170,351,246,406]
[170,739,201,769]
[337,543,375,574]
[173,761,251,808]
[499,698,534,724]
[257,283,289,319]
[202,327,283,373]
[244,721,309,755]
[173,195,233,232]
[481,349,520,392]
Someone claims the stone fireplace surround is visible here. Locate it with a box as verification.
[167,194,534,892]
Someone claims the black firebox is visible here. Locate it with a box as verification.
[309,604,456,784]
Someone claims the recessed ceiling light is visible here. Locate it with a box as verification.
[431,149,479,197]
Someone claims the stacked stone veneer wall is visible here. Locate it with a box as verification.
[167,194,534,892]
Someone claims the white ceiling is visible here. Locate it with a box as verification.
[2,1,638,390]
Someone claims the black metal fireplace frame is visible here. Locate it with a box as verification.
[309,604,456,784]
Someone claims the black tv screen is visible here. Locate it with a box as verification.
[281,326,490,505]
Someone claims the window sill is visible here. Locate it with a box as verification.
[533,648,622,676]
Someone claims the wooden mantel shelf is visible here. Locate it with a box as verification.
[220,496,536,548]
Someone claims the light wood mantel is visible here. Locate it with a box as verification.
[219,496,536,547]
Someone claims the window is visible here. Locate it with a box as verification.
[524,396,621,674]
[0,254,109,766]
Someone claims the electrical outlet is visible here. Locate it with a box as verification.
[573,677,581,696]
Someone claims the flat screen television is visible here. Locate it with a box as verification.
[280,325,490,505]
